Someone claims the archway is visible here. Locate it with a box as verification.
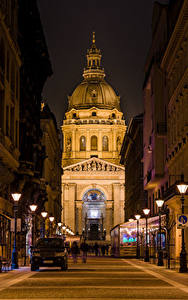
[82,189,106,240]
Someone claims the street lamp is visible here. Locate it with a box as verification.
[143,208,150,262]
[135,214,141,259]
[11,193,21,269]
[62,224,66,241]
[30,204,37,247]
[49,216,54,237]
[58,222,62,235]
[177,177,188,273]
[41,211,48,238]
[156,199,164,266]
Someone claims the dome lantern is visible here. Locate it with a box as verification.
[68,33,121,111]
[83,32,105,80]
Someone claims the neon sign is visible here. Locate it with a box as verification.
[123,236,136,243]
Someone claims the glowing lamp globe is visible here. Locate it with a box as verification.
[143,208,150,216]
[156,199,164,208]
[41,211,47,218]
[11,193,21,202]
[135,214,141,220]
[177,183,188,195]
[62,224,66,230]
[30,204,37,212]
[49,216,54,222]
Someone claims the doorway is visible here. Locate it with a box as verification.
[82,189,106,240]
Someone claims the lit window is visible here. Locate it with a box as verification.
[91,135,97,151]
[102,136,109,151]
[80,136,86,151]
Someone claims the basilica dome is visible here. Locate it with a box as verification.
[68,33,120,111]
[68,79,120,110]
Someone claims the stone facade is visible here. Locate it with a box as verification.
[0,0,21,258]
[143,0,188,261]
[40,103,62,223]
[120,114,145,220]
[62,34,126,241]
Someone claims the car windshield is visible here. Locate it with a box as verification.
[36,238,65,249]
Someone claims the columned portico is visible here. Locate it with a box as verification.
[62,158,125,241]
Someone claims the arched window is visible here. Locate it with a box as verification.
[102,136,109,151]
[91,135,97,151]
[80,136,86,151]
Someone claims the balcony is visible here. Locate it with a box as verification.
[64,119,125,126]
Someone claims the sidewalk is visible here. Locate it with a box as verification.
[131,257,188,287]
[148,256,180,271]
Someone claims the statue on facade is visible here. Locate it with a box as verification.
[66,137,72,152]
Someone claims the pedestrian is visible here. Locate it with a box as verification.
[101,244,106,256]
[80,239,89,263]
[71,241,79,263]
[105,244,109,256]
[94,242,99,256]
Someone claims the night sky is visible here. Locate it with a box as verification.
[38,0,167,127]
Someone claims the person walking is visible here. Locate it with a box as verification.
[105,244,109,256]
[71,241,79,263]
[101,244,106,256]
[80,239,89,263]
[94,242,99,256]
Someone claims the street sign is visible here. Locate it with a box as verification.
[177,214,188,229]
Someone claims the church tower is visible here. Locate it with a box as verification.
[61,34,126,241]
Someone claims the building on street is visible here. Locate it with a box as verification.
[143,0,188,263]
[61,34,126,241]
[120,113,145,221]
[40,102,62,225]
[0,0,21,259]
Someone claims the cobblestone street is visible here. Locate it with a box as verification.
[0,257,188,299]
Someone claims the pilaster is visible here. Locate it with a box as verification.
[113,183,122,226]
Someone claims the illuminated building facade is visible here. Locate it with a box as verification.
[62,34,126,241]
[0,0,21,258]
[143,0,188,261]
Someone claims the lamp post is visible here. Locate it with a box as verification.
[58,222,62,235]
[143,208,150,262]
[177,178,188,273]
[156,199,164,266]
[30,204,37,247]
[62,224,66,241]
[41,211,47,238]
[49,216,54,237]
[135,214,141,259]
[11,193,21,269]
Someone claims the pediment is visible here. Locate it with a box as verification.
[63,157,124,173]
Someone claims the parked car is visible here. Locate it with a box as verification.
[30,237,68,271]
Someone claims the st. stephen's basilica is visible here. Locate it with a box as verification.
[61,33,126,242]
